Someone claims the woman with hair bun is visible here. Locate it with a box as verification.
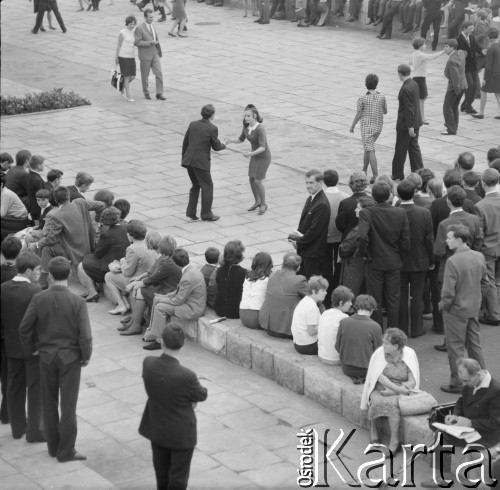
[225,104,271,215]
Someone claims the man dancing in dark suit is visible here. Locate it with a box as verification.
[182,104,226,222]
[288,169,331,279]
[391,64,423,181]
[19,257,92,462]
[139,325,207,490]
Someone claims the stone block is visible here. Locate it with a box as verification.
[304,363,343,414]
[177,317,198,340]
[198,317,229,357]
[273,350,316,395]
[226,330,252,369]
[250,344,275,380]
[402,415,434,446]
[341,384,369,430]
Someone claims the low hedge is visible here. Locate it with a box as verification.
[1,88,91,115]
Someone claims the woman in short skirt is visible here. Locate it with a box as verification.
[115,15,137,102]
[225,105,272,215]
[409,37,445,124]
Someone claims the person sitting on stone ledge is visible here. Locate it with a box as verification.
[214,240,247,320]
[291,275,328,355]
[318,286,354,365]
[113,198,131,225]
[335,294,383,383]
[29,186,106,289]
[239,252,273,330]
[122,235,182,336]
[16,189,54,248]
[104,220,157,315]
[68,171,94,202]
[25,155,47,223]
[77,207,130,304]
[46,169,63,207]
[201,247,219,308]
[1,172,29,242]
[361,328,419,456]
[5,149,31,209]
[259,252,308,339]
[143,248,207,351]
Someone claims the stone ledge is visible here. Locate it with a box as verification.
[189,311,434,446]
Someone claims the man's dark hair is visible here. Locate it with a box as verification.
[201,104,215,119]
[447,224,470,243]
[462,171,480,187]
[371,181,391,203]
[397,180,416,201]
[16,252,41,274]
[416,168,435,193]
[75,171,94,188]
[113,199,130,220]
[36,189,50,199]
[127,220,147,241]
[482,168,500,187]
[305,169,323,181]
[125,15,137,25]
[143,7,153,17]
[462,20,474,30]
[47,169,63,183]
[365,73,379,90]
[161,324,185,350]
[488,27,499,40]
[48,256,71,280]
[443,169,463,189]
[444,39,458,49]
[323,169,339,187]
[397,64,411,76]
[29,155,45,171]
[205,247,220,264]
[487,147,500,164]
[1,236,22,260]
[94,189,114,208]
[490,158,500,173]
[457,152,475,171]
[16,149,32,167]
[446,185,466,207]
[172,248,190,268]
[0,152,13,165]
[101,207,121,226]
[54,186,70,205]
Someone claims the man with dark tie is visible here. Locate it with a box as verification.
[288,169,331,279]
[391,64,423,181]
[182,104,226,222]
[19,257,92,462]
[134,9,165,101]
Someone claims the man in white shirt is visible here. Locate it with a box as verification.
[291,276,328,355]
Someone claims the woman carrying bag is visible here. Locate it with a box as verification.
[115,15,137,102]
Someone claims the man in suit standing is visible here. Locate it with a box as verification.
[397,180,434,338]
[422,358,500,488]
[139,325,207,489]
[135,9,165,101]
[475,168,500,326]
[357,181,410,329]
[144,249,207,351]
[391,64,423,181]
[440,225,488,394]
[5,149,31,207]
[442,39,468,136]
[29,186,105,288]
[182,104,226,222]
[32,0,67,34]
[335,171,370,241]
[19,257,92,461]
[26,155,46,222]
[457,21,482,115]
[288,169,331,278]
[0,252,44,442]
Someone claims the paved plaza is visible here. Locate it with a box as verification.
[1,0,499,488]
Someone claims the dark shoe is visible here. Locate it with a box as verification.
[258,204,268,215]
[247,202,261,211]
[49,26,56,30]
[440,384,462,394]
[120,328,142,336]
[120,315,132,324]
[117,323,130,332]
[479,316,500,326]
[145,94,151,99]
[40,26,46,32]
[366,19,374,24]
[254,18,263,22]
[373,19,382,26]
[347,16,356,22]
[495,116,500,120]
[58,452,87,462]
[370,176,376,184]
[143,341,161,351]
[156,94,166,100]
[86,294,99,303]
[186,214,199,220]
[26,435,47,443]
[81,292,89,298]
[202,215,220,221]
[31,28,38,34]
[472,114,484,119]
[390,175,402,181]
[468,108,478,114]
[381,36,391,39]
[62,28,67,33]
[76,7,84,10]
[158,17,166,22]
[434,343,447,352]
[376,34,383,38]
[441,130,456,135]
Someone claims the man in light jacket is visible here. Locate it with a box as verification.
[442,39,468,136]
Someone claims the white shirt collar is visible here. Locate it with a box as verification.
[473,371,491,394]
[450,208,463,214]
[247,122,259,135]
[400,200,414,205]
[325,187,340,194]
[485,190,498,196]
[12,276,30,283]
[309,189,321,201]
[182,264,190,274]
